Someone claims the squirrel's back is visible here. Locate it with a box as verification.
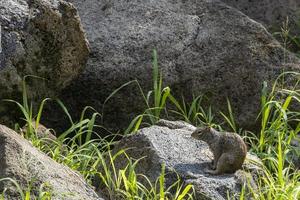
[218,132,247,168]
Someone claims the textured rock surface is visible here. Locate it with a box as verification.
[0,125,103,200]
[0,0,89,125]
[46,0,300,132]
[108,120,261,200]
[221,0,300,33]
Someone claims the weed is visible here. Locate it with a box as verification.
[0,178,52,200]
[102,49,171,134]
[273,17,300,58]
[3,51,300,200]
[95,149,194,200]
[240,72,300,200]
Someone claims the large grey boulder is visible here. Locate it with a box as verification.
[221,0,300,33]
[0,125,103,200]
[0,0,89,125]
[47,0,300,132]
[107,120,261,200]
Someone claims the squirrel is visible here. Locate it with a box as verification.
[191,126,247,175]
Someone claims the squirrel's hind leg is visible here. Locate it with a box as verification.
[205,153,234,175]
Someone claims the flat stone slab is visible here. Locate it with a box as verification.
[110,120,261,200]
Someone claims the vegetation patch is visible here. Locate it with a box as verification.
[1,50,299,200]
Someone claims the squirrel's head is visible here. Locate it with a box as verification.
[191,126,214,141]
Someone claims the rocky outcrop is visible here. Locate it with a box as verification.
[0,125,103,200]
[0,0,89,125]
[106,120,261,200]
[45,0,300,132]
[221,0,300,33]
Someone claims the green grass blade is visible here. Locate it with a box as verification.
[35,98,51,129]
[56,99,74,125]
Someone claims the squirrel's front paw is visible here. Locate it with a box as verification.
[204,168,218,175]
[210,160,216,170]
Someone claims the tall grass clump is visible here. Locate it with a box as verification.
[102,49,230,134]
[4,75,50,141]
[254,72,299,158]
[102,49,173,134]
[168,94,227,130]
[104,49,223,134]
[95,149,194,200]
[0,178,52,200]
[4,76,109,183]
[124,50,172,133]
[3,72,194,200]
[4,50,300,200]
[273,17,300,58]
[240,71,300,200]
